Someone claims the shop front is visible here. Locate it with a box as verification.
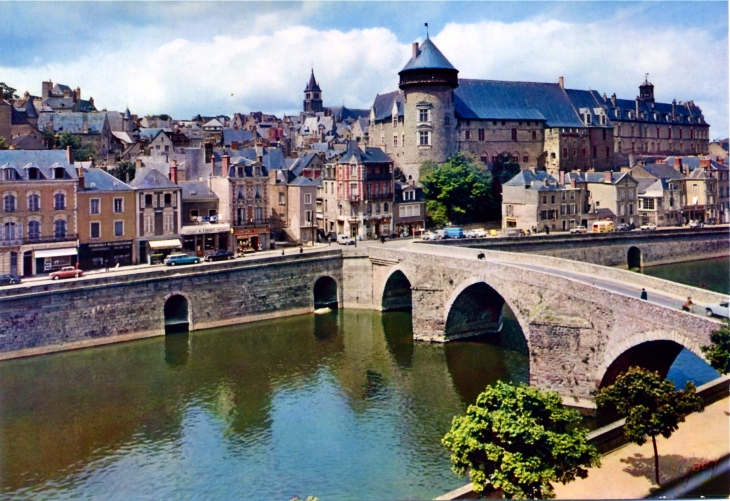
[394,220,425,237]
[79,240,133,270]
[233,227,270,253]
[34,247,78,274]
[181,223,231,256]
[144,238,183,264]
[365,216,391,239]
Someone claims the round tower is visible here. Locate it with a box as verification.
[398,37,458,181]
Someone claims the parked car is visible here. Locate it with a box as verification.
[421,231,439,241]
[0,274,21,286]
[615,223,632,231]
[204,249,235,262]
[705,300,729,319]
[49,266,83,280]
[689,220,704,228]
[443,227,464,239]
[337,234,355,245]
[465,229,487,238]
[164,253,201,266]
[569,226,588,234]
[640,223,657,231]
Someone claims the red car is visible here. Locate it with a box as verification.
[49,266,83,280]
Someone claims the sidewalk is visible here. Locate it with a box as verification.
[554,396,729,499]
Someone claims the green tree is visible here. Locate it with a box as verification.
[108,161,136,183]
[595,367,704,486]
[701,318,730,375]
[420,151,496,225]
[0,137,9,150]
[492,152,522,185]
[442,382,600,499]
[0,82,18,101]
[419,159,438,179]
[393,166,406,183]
[57,131,94,162]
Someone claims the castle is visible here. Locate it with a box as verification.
[368,37,710,182]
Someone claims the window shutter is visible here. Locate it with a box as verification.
[17,222,22,240]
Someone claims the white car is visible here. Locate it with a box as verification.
[705,301,729,319]
[640,223,657,231]
[570,226,588,234]
[337,234,355,245]
[465,229,487,238]
[421,231,439,241]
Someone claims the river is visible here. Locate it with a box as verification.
[0,258,725,500]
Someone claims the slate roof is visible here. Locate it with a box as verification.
[338,141,392,164]
[129,167,180,190]
[593,91,706,125]
[82,168,133,192]
[636,163,685,180]
[288,176,317,187]
[400,37,457,72]
[636,178,660,195]
[328,105,370,121]
[564,89,611,127]
[305,70,322,92]
[138,128,169,140]
[289,153,322,177]
[179,181,217,200]
[504,170,562,191]
[581,171,636,185]
[38,112,108,134]
[0,150,72,175]
[371,90,404,121]
[222,129,255,145]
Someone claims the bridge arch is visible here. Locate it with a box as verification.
[443,277,530,346]
[627,246,642,270]
[381,269,413,311]
[164,293,191,334]
[313,275,338,309]
[596,329,703,388]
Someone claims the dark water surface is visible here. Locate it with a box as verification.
[0,310,528,501]
[642,256,730,295]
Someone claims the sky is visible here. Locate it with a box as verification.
[1,1,728,139]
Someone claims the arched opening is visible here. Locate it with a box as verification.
[600,340,684,390]
[627,246,641,270]
[381,270,412,311]
[445,282,505,340]
[164,294,189,334]
[313,276,338,309]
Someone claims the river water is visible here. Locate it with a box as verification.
[0,258,725,500]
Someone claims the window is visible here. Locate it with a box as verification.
[393,135,398,148]
[28,220,40,240]
[384,202,389,213]
[419,131,430,146]
[562,147,568,157]
[113,198,123,213]
[145,194,153,208]
[144,215,154,234]
[163,213,174,233]
[90,198,100,215]
[254,184,263,199]
[511,129,517,141]
[54,219,66,239]
[3,222,16,242]
[164,193,172,207]
[3,194,16,213]
[90,222,101,239]
[693,184,698,192]
[114,221,123,237]
[551,195,555,204]
[54,193,66,210]
[542,196,547,204]
[304,193,312,205]
[190,209,199,219]
[418,109,430,122]
[532,130,537,140]
[28,193,40,211]
[643,198,655,210]
[465,130,471,140]
[279,192,286,205]
[478,129,485,141]
[445,115,450,125]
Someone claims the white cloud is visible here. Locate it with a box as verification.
[1,14,726,138]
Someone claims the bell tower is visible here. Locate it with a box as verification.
[639,74,654,104]
[303,70,323,113]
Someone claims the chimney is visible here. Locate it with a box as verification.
[604,171,612,183]
[675,157,682,172]
[210,155,216,177]
[672,99,677,120]
[570,178,576,189]
[231,140,239,150]
[135,158,143,170]
[77,167,85,190]
[169,160,178,184]
[559,171,565,185]
[700,158,711,169]
[412,42,419,60]
[611,93,617,107]
[222,154,230,176]
[558,76,564,90]
[66,145,72,163]
[635,97,640,116]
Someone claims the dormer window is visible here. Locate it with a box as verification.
[2,169,14,181]
[53,167,65,179]
[27,167,41,180]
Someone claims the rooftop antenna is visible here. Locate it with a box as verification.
[645,72,649,82]
[425,22,429,38]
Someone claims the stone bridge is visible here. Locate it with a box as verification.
[369,244,726,402]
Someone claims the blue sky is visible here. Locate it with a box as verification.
[1,1,727,138]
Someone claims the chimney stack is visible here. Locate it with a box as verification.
[412,42,419,60]
[635,97,640,116]
[170,160,178,184]
[611,93,617,107]
[210,155,216,177]
[559,171,565,185]
[570,178,576,189]
[558,76,564,90]
[604,171,612,183]
[66,145,72,164]
[77,167,85,190]
[222,154,230,176]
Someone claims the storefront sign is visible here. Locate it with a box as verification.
[234,228,269,238]
[88,240,133,250]
[181,224,231,236]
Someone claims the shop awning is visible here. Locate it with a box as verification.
[34,248,78,258]
[180,223,231,236]
[148,239,182,250]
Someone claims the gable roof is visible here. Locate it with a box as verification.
[129,167,180,190]
[371,90,404,122]
[338,141,392,164]
[82,168,133,192]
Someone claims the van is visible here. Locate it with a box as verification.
[443,227,464,239]
[337,234,355,245]
[592,221,614,233]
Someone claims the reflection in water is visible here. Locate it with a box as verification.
[642,256,730,295]
[382,311,414,369]
[164,332,190,367]
[313,309,339,341]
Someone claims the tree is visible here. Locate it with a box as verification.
[419,159,438,179]
[442,381,600,499]
[595,367,704,486]
[0,82,18,101]
[0,137,9,150]
[393,166,406,183]
[701,318,730,375]
[492,152,522,186]
[57,131,94,162]
[420,151,496,225]
[108,161,136,183]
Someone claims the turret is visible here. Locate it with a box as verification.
[303,70,323,113]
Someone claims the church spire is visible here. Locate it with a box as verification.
[303,69,323,113]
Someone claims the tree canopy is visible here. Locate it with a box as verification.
[442,381,600,499]
[701,318,730,375]
[0,82,18,101]
[420,151,496,226]
[108,161,136,183]
[595,367,704,485]
[0,137,9,150]
[57,132,95,162]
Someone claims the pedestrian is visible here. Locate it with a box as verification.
[328,236,332,246]
[682,296,693,312]
[380,234,386,244]
[281,249,285,256]
[299,247,303,254]
[640,288,648,300]
[104,259,109,272]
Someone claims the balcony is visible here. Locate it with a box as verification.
[365,192,394,201]
[0,233,78,247]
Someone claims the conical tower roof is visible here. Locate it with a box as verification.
[400,37,457,73]
[305,70,321,92]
